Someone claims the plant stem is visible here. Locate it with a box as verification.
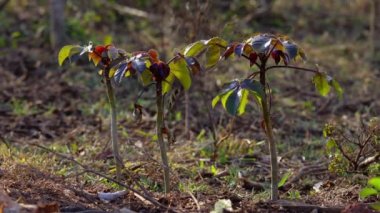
[260,66,279,201]
[156,81,170,193]
[105,75,123,181]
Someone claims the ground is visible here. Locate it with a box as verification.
[0,0,379,212]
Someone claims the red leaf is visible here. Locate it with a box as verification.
[222,42,239,59]
[249,52,258,67]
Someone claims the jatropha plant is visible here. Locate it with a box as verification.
[182,33,343,200]
[112,47,206,193]
[58,42,128,181]
[57,39,210,193]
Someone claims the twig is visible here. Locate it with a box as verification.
[29,143,173,211]
[282,164,328,189]
[187,191,201,212]
[265,65,320,74]
[100,0,158,20]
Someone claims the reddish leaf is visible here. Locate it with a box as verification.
[185,57,202,74]
[149,62,170,82]
[148,49,159,62]
[249,52,258,67]
[222,42,238,59]
[271,50,281,65]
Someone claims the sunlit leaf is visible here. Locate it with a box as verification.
[278,171,292,188]
[330,79,343,99]
[169,58,191,90]
[369,177,380,191]
[206,45,221,68]
[326,138,337,153]
[237,89,249,115]
[89,52,101,66]
[313,73,331,96]
[139,69,153,86]
[184,41,206,57]
[272,39,285,52]
[248,34,272,53]
[109,67,116,78]
[205,37,228,47]
[58,45,83,66]
[162,72,176,94]
[359,187,378,199]
[212,95,221,108]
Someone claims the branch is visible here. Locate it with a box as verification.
[265,65,320,74]
[100,0,158,20]
[29,143,172,211]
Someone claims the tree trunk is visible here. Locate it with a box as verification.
[369,0,380,67]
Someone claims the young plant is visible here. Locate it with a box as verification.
[184,34,343,200]
[58,43,127,180]
[113,49,197,193]
[360,177,380,211]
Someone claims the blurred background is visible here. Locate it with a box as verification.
[0,0,379,210]
[1,0,379,146]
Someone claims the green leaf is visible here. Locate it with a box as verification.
[225,89,241,115]
[139,69,153,86]
[241,79,264,100]
[162,72,175,94]
[326,138,337,153]
[278,171,292,188]
[237,89,249,115]
[221,90,234,110]
[169,58,192,90]
[212,95,221,108]
[331,79,343,99]
[206,45,221,68]
[312,73,331,96]
[58,45,82,66]
[368,177,380,191]
[359,187,378,199]
[184,41,206,57]
[204,37,228,48]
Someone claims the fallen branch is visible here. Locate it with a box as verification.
[99,0,158,20]
[282,164,328,189]
[29,143,175,211]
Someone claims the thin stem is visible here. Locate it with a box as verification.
[260,65,279,201]
[156,81,170,193]
[104,71,123,181]
[266,65,320,74]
